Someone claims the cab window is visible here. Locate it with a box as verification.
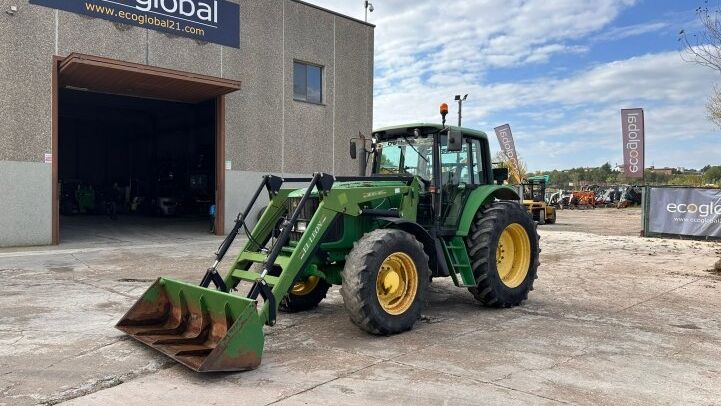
[440,141,470,185]
[469,139,484,185]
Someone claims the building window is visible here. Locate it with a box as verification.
[293,61,323,104]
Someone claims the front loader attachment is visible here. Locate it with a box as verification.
[116,278,264,372]
[117,173,338,373]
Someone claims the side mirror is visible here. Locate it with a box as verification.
[493,168,509,185]
[447,128,463,152]
[350,141,357,160]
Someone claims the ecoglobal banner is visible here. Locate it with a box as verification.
[646,187,721,239]
[494,124,520,182]
[621,108,645,179]
[30,0,240,48]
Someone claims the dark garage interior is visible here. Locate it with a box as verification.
[58,89,217,241]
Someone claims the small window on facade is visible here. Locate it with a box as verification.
[293,61,323,104]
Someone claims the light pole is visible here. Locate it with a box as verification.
[364,1,374,22]
[455,94,468,127]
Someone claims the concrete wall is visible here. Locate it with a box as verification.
[0,162,52,247]
[0,0,374,246]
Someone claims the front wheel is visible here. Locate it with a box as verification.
[341,229,429,335]
[281,275,331,312]
[465,201,540,307]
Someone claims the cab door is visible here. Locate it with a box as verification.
[440,137,484,228]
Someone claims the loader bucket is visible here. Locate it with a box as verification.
[116,278,265,372]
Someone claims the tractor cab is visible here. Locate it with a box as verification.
[363,123,497,231]
[523,175,549,203]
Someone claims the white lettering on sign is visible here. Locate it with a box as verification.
[135,0,218,23]
[494,123,520,182]
[625,112,641,173]
[498,129,515,159]
[666,199,721,217]
[621,108,644,178]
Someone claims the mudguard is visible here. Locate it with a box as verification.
[456,185,520,237]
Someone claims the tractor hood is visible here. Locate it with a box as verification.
[287,180,410,198]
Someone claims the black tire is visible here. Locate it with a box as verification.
[341,229,429,335]
[546,209,556,224]
[256,264,331,312]
[465,201,540,307]
[281,276,331,312]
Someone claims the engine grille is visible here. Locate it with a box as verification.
[287,197,343,243]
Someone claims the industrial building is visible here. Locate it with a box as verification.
[0,0,374,247]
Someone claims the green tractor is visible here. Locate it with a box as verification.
[117,107,540,372]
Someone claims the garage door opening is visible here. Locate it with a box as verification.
[52,53,241,244]
[59,90,216,243]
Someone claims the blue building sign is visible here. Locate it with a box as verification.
[30,0,240,48]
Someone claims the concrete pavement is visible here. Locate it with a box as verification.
[1,211,720,405]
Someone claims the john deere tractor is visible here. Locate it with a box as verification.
[117,105,540,372]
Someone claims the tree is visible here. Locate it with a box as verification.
[680,2,721,128]
[704,166,721,184]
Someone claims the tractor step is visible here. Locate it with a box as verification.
[230,250,294,284]
[440,237,476,287]
[231,270,280,286]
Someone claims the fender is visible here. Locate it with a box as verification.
[456,185,520,237]
[378,217,446,277]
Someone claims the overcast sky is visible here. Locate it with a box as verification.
[306,0,718,171]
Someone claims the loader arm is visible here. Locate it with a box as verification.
[117,173,419,372]
[228,179,417,326]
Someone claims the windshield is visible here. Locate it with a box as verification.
[375,137,434,179]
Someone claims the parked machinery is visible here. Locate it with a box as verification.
[521,175,557,224]
[618,185,642,208]
[570,191,596,209]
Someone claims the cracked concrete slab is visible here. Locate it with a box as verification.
[274,361,566,405]
[0,208,720,405]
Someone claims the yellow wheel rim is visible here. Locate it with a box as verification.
[496,224,531,288]
[290,276,320,296]
[376,252,418,315]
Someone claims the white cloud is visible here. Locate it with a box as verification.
[306,0,719,170]
[593,21,670,41]
[314,0,636,73]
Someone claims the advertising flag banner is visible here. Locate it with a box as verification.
[494,124,520,182]
[621,108,644,178]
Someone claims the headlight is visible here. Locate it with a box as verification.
[295,222,307,232]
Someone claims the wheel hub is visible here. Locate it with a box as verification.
[290,275,320,296]
[376,252,418,315]
[381,270,401,294]
[496,223,531,288]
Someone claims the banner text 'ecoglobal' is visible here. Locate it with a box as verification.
[30,0,240,48]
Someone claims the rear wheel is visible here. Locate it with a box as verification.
[341,229,429,335]
[465,201,539,307]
